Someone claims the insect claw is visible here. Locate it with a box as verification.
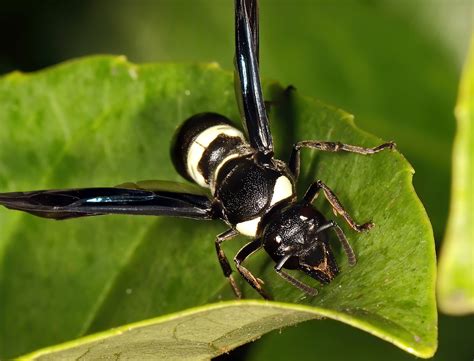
[375,141,396,152]
[229,275,243,299]
[357,222,374,232]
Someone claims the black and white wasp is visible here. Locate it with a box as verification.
[0,0,394,299]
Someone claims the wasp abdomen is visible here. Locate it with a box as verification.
[171,113,247,188]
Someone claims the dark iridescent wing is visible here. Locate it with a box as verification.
[234,0,273,156]
[0,180,216,220]
[244,0,259,60]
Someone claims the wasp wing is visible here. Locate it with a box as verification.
[0,180,216,220]
[234,0,273,156]
[242,0,259,60]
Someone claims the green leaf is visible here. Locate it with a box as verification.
[246,314,474,361]
[0,56,436,359]
[437,34,474,315]
[20,303,315,360]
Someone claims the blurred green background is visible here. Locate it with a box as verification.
[0,0,472,359]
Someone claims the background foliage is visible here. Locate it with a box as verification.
[437,37,474,316]
[0,0,472,360]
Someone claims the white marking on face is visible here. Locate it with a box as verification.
[186,124,244,188]
[299,215,308,221]
[270,176,294,206]
[236,217,261,237]
[275,235,282,244]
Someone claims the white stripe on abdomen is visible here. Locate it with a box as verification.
[186,124,244,187]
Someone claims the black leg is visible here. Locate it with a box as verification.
[317,221,356,266]
[289,139,395,179]
[215,228,242,298]
[234,239,271,300]
[274,255,318,296]
[303,180,373,232]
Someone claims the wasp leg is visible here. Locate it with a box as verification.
[317,221,356,266]
[303,180,373,232]
[289,140,395,179]
[275,254,318,296]
[215,229,242,298]
[234,239,271,300]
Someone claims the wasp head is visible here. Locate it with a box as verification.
[261,202,339,284]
